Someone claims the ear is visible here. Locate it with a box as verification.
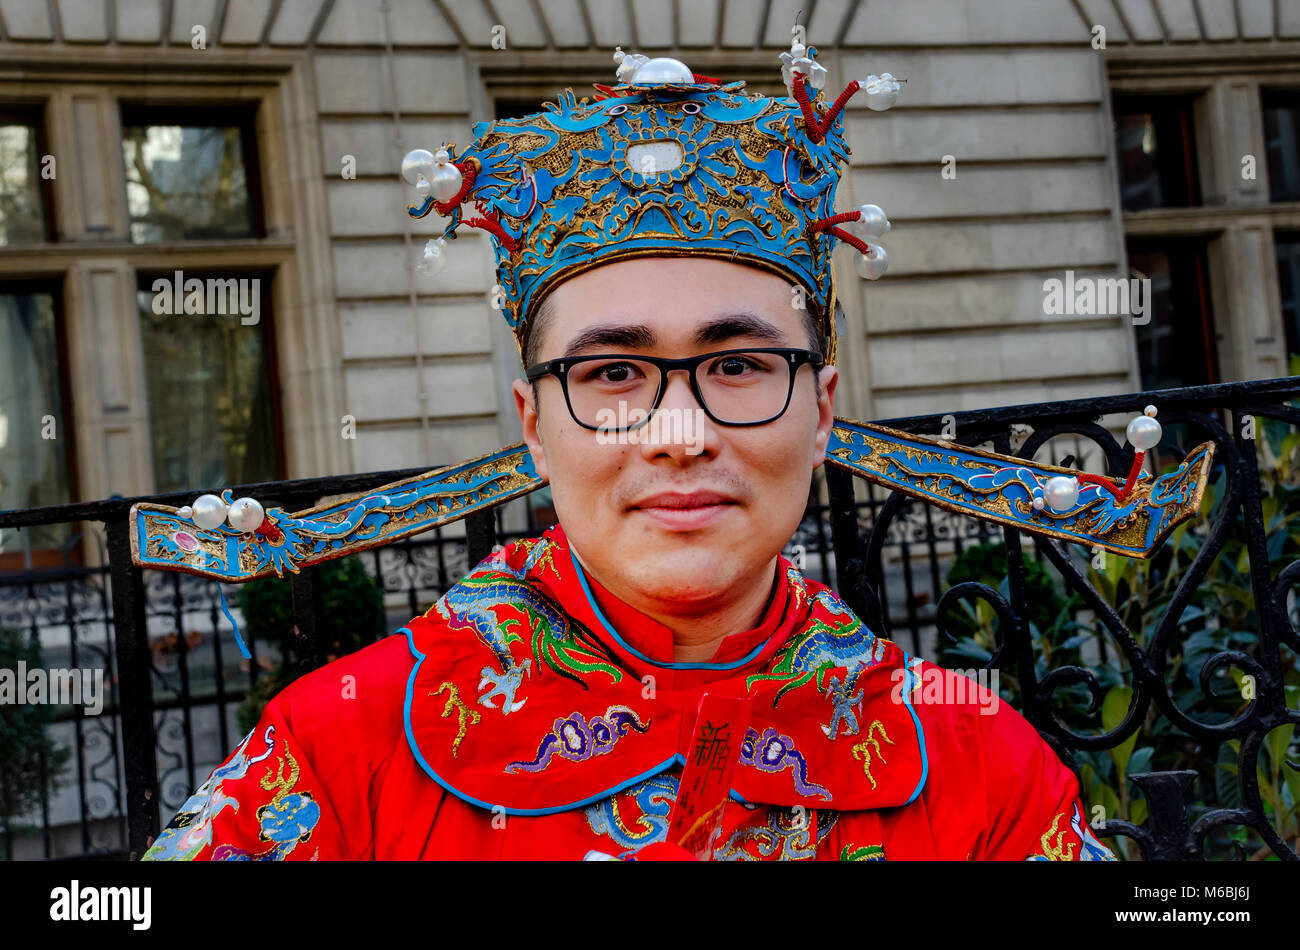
[812,364,838,470]
[512,377,548,481]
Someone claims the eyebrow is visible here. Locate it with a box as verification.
[560,312,789,357]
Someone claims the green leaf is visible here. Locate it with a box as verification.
[1280,431,1300,465]
[1089,780,1121,831]
[1102,686,1138,783]
[1265,723,1295,773]
[1128,746,1155,776]
[1216,741,1243,810]
[944,639,994,664]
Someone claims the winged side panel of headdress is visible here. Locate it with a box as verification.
[130,418,1213,582]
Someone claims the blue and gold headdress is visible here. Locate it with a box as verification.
[399,43,900,365]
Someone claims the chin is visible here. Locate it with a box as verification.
[622,537,742,600]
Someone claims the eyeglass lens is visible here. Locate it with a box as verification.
[565,351,795,426]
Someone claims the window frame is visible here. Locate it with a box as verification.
[133,266,288,491]
[1261,87,1300,204]
[1126,235,1219,389]
[118,101,268,244]
[1109,58,1300,383]
[0,102,57,245]
[0,52,342,564]
[0,275,82,569]
[1112,92,1202,211]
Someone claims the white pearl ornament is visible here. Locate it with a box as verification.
[1043,476,1081,513]
[420,238,449,277]
[227,497,266,533]
[428,153,463,202]
[1126,414,1163,452]
[856,245,889,280]
[401,149,436,186]
[191,494,229,530]
[852,204,891,240]
[632,57,695,85]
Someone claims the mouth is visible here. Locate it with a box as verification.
[628,491,739,531]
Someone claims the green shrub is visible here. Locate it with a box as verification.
[0,627,71,829]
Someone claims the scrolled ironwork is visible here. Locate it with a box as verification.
[834,380,1300,861]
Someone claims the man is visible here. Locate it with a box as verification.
[143,47,1114,861]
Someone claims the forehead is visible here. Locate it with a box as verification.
[533,256,803,355]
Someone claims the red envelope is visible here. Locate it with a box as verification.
[667,692,755,860]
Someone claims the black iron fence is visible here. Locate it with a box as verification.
[1,378,1297,860]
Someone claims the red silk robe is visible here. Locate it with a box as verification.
[142,524,1114,861]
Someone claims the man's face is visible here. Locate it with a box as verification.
[512,257,838,614]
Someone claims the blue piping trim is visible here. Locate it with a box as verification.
[566,545,773,671]
[218,586,251,659]
[899,652,930,805]
[402,626,759,813]
[404,625,679,815]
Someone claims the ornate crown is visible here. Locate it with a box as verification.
[400,40,902,365]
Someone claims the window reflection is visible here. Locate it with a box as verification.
[0,116,50,245]
[1113,96,1201,211]
[1128,240,1217,390]
[1263,90,1300,204]
[136,276,281,492]
[0,288,73,557]
[1278,233,1300,359]
[121,112,258,243]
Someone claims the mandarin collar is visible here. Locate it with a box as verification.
[540,524,796,688]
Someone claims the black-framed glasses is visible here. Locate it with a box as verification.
[525,347,824,430]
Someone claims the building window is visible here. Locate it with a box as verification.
[0,109,53,245]
[1128,238,1217,390]
[0,284,75,562]
[120,106,262,244]
[1263,89,1300,204]
[1279,232,1300,361]
[1113,95,1201,211]
[136,272,282,492]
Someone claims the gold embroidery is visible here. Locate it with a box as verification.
[1036,811,1077,861]
[251,745,321,852]
[850,720,895,790]
[786,568,809,612]
[515,536,561,580]
[432,681,481,758]
[260,747,301,805]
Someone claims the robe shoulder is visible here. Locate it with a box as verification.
[269,629,416,753]
[903,658,1113,860]
[142,629,433,860]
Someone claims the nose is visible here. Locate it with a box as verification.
[635,368,719,464]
